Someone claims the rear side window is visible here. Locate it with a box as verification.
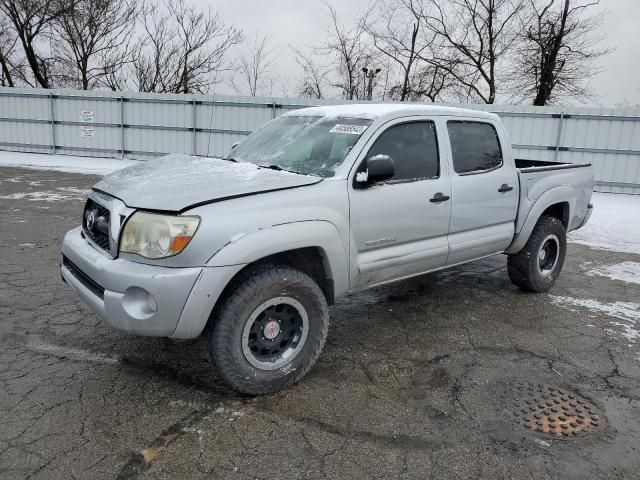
[447,121,503,174]
[364,121,439,182]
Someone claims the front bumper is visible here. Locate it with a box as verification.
[60,227,204,337]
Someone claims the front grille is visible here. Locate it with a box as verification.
[83,198,111,253]
[62,256,105,299]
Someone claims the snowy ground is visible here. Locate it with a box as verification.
[559,193,640,353]
[0,150,139,175]
[568,192,640,255]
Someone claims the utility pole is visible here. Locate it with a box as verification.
[362,67,381,101]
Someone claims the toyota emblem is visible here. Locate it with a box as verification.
[86,210,96,231]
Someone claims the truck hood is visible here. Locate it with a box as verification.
[93,155,321,212]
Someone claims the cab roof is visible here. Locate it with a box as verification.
[283,103,499,122]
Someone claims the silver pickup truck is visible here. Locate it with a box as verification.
[60,104,594,394]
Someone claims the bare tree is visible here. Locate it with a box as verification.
[367,0,455,102]
[0,14,23,86]
[231,33,276,97]
[419,0,526,104]
[293,47,329,99]
[132,2,175,92]
[53,0,138,90]
[134,0,241,94]
[512,0,610,105]
[367,0,426,101]
[316,1,375,100]
[395,63,455,101]
[0,0,70,88]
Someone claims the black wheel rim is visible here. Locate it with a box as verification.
[241,297,308,370]
[537,234,560,278]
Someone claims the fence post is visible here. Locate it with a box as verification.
[49,93,56,154]
[120,96,125,159]
[192,99,197,155]
[554,112,565,162]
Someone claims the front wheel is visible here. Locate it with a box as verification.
[209,264,329,395]
[507,215,567,293]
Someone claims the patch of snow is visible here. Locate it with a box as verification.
[27,338,120,365]
[534,439,551,448]
[568,193,640,254]
[586,261,640,285]
[0,150,139,175]
[284,103,496,121]
[356,170,369,182]
[550,295,640,344]
[0,187,89,202]
[181,427,205,435]
[168,399,206,410]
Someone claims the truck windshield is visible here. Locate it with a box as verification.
[227,115,373,177]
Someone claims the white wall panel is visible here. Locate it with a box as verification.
[0,87,639,193]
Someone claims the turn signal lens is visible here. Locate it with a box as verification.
[171,235,192,253]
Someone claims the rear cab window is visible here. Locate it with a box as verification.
[447,121,503,174]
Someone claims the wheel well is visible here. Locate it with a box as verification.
[541,202,569,228]
[214,247,334,312]
[253,247,335,304]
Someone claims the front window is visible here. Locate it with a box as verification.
[362,121,440,183]
[228,115,373,178]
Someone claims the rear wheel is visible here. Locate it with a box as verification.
[209,264,329,395]
[507,215,567,293]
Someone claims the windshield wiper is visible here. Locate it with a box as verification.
[258,164,303,175]
[224,157,238,162]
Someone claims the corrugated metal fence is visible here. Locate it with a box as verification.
[1,87,639,194]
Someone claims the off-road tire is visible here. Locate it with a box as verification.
[507,215,567,293]
[209,264,329,395]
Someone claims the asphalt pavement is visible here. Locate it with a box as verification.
[1,166,639,479]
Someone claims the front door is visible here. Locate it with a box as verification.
[445,119,519,265]
[349,119,452,289]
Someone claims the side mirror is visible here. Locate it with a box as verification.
[356,155,395,186]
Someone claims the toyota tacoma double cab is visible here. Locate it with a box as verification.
[60,104,594,394]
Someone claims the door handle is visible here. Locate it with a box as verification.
[429,192,450,203]
[498,184,514,193]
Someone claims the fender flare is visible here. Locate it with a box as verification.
[208,220,348,290]
[506,186,575,254]
[171,220,349,339]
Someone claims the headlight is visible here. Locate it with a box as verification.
[120,212,200,259]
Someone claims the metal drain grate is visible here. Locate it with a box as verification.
[505,383,603,437]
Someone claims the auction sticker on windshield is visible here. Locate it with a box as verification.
[330,124,368,135]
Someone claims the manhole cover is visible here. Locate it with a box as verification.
[504,383,604,437]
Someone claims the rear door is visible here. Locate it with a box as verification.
[445,119,518,265]
[349,118,452,289]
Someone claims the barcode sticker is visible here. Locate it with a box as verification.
[329,124,368,135]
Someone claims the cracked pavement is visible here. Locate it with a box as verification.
[1,166,639,479]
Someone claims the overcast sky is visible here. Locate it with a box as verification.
[214,0,640,106]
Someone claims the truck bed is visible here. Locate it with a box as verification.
[515,159,591,173]
[514,158,594,236]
